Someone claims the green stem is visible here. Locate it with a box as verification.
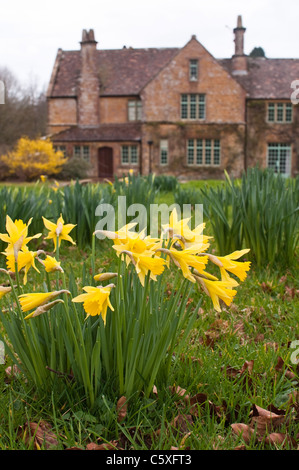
[55,235,60,289]
[91,233,96,282]
[14,260,22,295]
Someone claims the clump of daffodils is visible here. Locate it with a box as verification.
[94,208,251,315]
[0,208,252,405]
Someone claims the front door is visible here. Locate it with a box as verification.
[98,147,113,178]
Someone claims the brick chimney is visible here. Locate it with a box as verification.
[232,16,247,75]
[77,29,100,127]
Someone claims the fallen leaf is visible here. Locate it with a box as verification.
[19,421,59,449]
[116,396,128,423]
[264,432,297,448]
[275,356,297,380]
[231,423,255,445]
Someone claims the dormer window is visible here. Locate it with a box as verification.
[128,100,142,121]
[189,59,198,81]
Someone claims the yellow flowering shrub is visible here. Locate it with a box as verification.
[0,137,67,180]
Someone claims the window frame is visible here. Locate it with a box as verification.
[267,142,292,176]
[187,138,221,167]
[180,94,206,120]
[121,145,139,165]
[160,139,169,166]
[73,145,90,162]
[189,59,198,81]
[267,102,293,123]
[128,100,142,122]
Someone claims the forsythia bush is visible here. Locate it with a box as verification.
[0,137,67,180]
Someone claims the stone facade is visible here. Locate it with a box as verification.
[46,17,299,179]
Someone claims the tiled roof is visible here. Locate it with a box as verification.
[48,45,299,100]
[50,48,179,97]
[52,123,142,142]
[219,57,299,99]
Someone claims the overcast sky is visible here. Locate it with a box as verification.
[1,0,299,93]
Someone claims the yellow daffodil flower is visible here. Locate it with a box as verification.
[134,253,166,286]
[0,215,41,254]
[111,230,165,285]
[196,277,237,312]
[5,248,40,285]
[72,285,114,324]
[19,290,69,313]
[157,244,209,283]
[208,249,251,283]
[42,214,76,250]
[162,207,194,241]
[162,208,211,250]
[41,255,64,273]
[0,286,12,299]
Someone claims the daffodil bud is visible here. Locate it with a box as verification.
[94,272,118,282]
[24,299,64,320]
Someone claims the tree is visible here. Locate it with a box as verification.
[0,137,67,181]
[0,67,47,154]
[249,47,266,58]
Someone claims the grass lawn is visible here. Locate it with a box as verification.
[0,179,298,451]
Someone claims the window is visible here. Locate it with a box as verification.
[160,140,168,165]
[121,145,139,165]
[53,145,66,157]
[73,145,90,162]
[187,139,221,166]
[128,100,142,121]
[181,94,205,120]
[267,143,291,176]
[267,102,293,123]
[189,59,198,81]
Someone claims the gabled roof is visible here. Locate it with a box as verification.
[49,47,179,97]
[219,57,299,99]
[47,42,299,101]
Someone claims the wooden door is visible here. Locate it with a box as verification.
[98,147,113,178]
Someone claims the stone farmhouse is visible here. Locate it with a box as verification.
[46,16,299,180]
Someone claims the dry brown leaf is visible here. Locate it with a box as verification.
[169,414,193,436]
[275,356,297,380]
[231,423,255,445]
[169,385,189,402]
[116,396,128,423]
[86,440,121,450]
[264,432,297,448]
[19,420,59,449]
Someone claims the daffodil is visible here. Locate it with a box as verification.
[42,214,76,250]
[112,230,165,285]
[162,207,194,241]
[196,277,237,312]
[208,249,251,283]
[156,244,209,283]
[5,248,40,285]
[24,299,64,320]
[72,285,114,324]
[39,255,63,273]
[0,215,41,255]
[95,223,138,244]
[51,180,60,192]
[94,272,118,282]
[0,286,12,299]
[162,208,211,250]
[19,290,69,313]
[134,253,166,286]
